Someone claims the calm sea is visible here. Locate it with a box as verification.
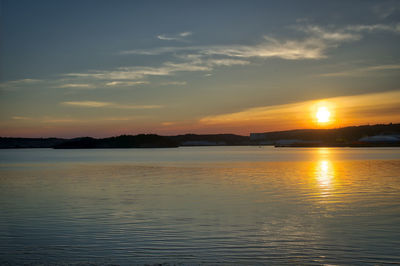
[1,147,400,265]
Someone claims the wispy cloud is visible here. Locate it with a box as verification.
[179,32,192,37]
[0,78,42,90]
[65,67,170,80]
[297,25,361,41]
[59,22,400,87]
[105,81,149,87]
[122,36,328,60]
[205,58,251,66]
[319,64,400,77]
[10,115,147,124]
[65,58,248,82]
[62,101,111,107]
[61,101,162,109]
[160,81,187,86]
[207,37,326,59]
[114,104,163,109]
[6,22,400,92]
[57,83,95,89]
[11,116,31,120]
[157,31,192,41]
[10,78,41,84]
[126,22,400,59]
[346,23,400,33]
[297,23,400,42]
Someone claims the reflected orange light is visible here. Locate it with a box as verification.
[317,147,330,156]
[315,160,335,196]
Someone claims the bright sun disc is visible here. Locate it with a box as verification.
[316,106,330,123]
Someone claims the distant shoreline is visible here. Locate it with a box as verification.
[1,123,399,149]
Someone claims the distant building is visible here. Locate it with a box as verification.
[249,132,322,146]
[359,135,400,143]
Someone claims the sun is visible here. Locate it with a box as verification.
[316,106,330,123]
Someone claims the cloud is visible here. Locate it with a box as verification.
[120,46,187,56]
[7,22,400,92]
[125,22,400,60]
[74,35,332,84]
[66,67,171,80]
[123,24,377,60]
[61,22,400,87]
[64,58,249,82]
[319,64,400,77]
[122,36,328,60]
[61,101,162,109]
[160,81,187,86]
[157,31,193,41]
[12,116,31,120]
[296,23,400,44]
[9,115,148,124]
[10,78,41,84]
[179,32,192,37]
[105,81,149,86]
[346,23,400,33]
[62,101,111,107]
[0,78,42,90]
[57,83,95,89]
[115,104,162,109]
[297,25,361,41]
[65,64,203,80]
[207,37,326,59]
[205,58,251,66]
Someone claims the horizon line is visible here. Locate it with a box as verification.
[1,122,399,139]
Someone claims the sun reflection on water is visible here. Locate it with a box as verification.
[314,148,335,196]
[316,160,333,187]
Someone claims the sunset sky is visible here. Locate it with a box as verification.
[1,0,399,137]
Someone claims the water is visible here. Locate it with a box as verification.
[1,147,400,265]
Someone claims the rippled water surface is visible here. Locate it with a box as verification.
[1,147,400,265]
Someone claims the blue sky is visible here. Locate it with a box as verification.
[1,0,399,137]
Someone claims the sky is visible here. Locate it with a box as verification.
[0,0,399,137]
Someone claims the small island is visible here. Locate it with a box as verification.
[53,134,179,149]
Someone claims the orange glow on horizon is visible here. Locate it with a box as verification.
[1,91,400,137]
[199,91,400,134]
